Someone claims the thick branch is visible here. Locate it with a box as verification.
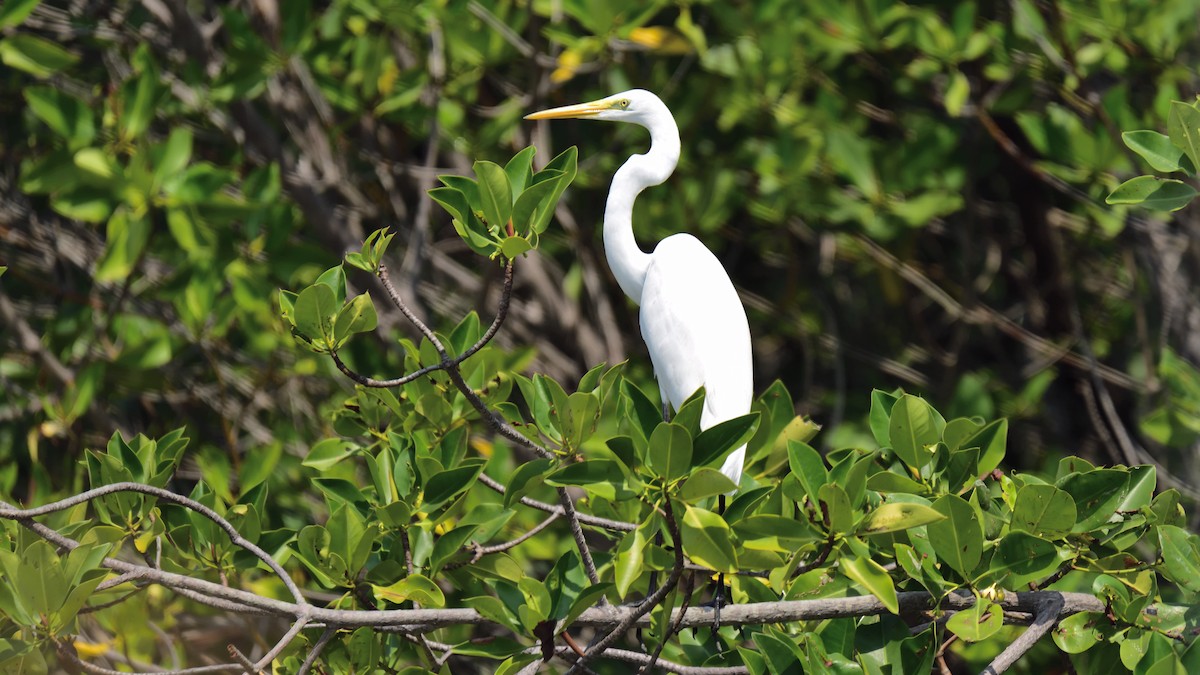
[981,593,1066,675]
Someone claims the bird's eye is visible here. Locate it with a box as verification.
[617,99,630,109]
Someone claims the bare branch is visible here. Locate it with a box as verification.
[982,593,1066,675]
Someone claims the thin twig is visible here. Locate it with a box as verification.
[569,498,686,672]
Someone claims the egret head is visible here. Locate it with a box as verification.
[525,89,668,126]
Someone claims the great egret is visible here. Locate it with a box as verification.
[525,90,753,487]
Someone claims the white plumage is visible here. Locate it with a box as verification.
[527,89,753,486]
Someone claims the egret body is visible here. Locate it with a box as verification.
[526,90,753,487]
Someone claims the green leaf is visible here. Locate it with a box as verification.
[681,505,737,573]
[293,283,338,347]
[465,595,523,635]
[1158,525,1200,592]
[25,87,94,147]
[1122,130,1188,173]
[787,440,828,502]
[613,527,647,599]
[0,34,78,77]
[734,514,819,552]
[1011,484,1076,537]
[819,483,853,533]
[303,438,355,471]
[333,293,378,346]
[946,597,1003,642]
[373,574,446,607]
[499,236,532,259]
[960,418,1007,475]
[1105,176,1197,211]
[16,541,68,618]
[504,146,537,197]
[693,412,759,469]
[545,459,629,500]
[95,209,149,281]
[474,161,512,233]
[867,471,927,494]
[121,57,159,139]
[430,524,480,575]
[841,555,899,614]
[928,494,983,578]
[0,0,40,28]
[1053,612,1105,654]
[1059,469,1127,531]
[869,389,899,447]
[155,127,193,186]
[503,458,553,509]
[992,532,1062,585]
[1167,101,1200,172]
[679,467,739,502]
[943,70,970,117]
[511,174,561,234]
[424,461,485,507]
[889,395,940,472]
[531,146,578,233]
[647,422,692,481]
[857,502,946,535]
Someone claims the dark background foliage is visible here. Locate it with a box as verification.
[1,0,1200,671]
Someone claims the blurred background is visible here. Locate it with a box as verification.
[1,0,1199,518]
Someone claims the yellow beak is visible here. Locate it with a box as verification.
[524,98,610,120]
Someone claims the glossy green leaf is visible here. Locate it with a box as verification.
[511,175,561,235]
[424,461,485,507]
[679,467,738,502]
[946,597,1003,642]
[499,236,532,259]
[734,514,819,552]
[841,555,898,614]
[693,412,759,471]
[681,505,737,573]
[1106,175,1197,211]
[647,422,692,481]
[928,494,983,578]
[819,483,854,533]
[1059,469,1127,531]
[857,502,945,535]
[1158,525,1200,592]
[545,459,629,500]
[333,293,378,345]
[1167,101,1200,171]
[1011,484,1076,537]
[503,458,553,509]
[474,160,512,234]
[889,394,940,471]
[959,418,1007,475]
[293,283,338,346]
[503,146,536,197]
[1122,130,1188,173]
[787,440,828,502]
[373,574,445,607]
[531,146,577,233]
[1053,612,1105,654]
[613,527,647,599]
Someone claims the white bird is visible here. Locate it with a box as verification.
[526,89,753,488]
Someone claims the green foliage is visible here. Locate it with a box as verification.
[2,0,1200,672]
[1107,99,1200,211]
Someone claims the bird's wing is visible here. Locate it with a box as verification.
[639,233,753,429]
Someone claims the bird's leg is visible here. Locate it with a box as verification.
[713,493,727,638]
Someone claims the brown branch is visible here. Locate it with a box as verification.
[981,593,1066,674]
[474,472,636,532]
[569,498,686,672]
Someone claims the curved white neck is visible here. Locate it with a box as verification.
[603,113,681,305]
